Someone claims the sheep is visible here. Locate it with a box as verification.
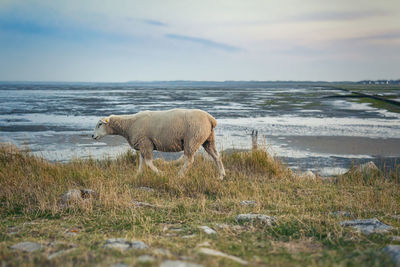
[92,108,226,179]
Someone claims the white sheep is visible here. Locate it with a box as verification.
[92,108,226,179]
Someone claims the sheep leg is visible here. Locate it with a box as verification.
[135,153,144,177]
[179,154,194,177]
[203,141,226,180]
[145,158,161,174]
[139,139,162,175]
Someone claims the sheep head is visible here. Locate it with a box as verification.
[92,117,111,140]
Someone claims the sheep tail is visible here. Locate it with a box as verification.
[208,114,217,129]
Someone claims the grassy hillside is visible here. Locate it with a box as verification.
[0,144,399,266]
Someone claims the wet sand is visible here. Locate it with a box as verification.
[272,136,400,157]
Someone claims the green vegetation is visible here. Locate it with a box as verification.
[0,144,399,266]
[325,84,400,113]
[353,97,400,113]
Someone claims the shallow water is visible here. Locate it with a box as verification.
[1,81,399,176]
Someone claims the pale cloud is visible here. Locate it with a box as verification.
[165,34,242,52]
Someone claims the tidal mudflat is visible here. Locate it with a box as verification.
[1,81,399,175]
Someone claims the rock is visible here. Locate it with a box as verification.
[137,186,155,192]
[65,227,81,236]
[392,236,400,242]
[61,189,82,203]
[11,242,42,252]
[103,238,148,251]
[392,215,400,220]
[109,263,129,267]
[199,226,216,235]
[340,218,393,235]
[356,161,378,173]
[215,223,230,229]
[182,234,196,239]
[239,200,257,206]
[330,211,352,217]
[160,260,203,267]
[136,255,155,263]
[61,189,96,204]
[196,241,211,247]
[301,170,316,180]
[236,214,276,225]
[7,226,19,235]
[198,247,248,265]
[47,248,76,260]
[132,201,161,208]
[130,241,148,250]
[80,189,96,199]
[152,248,172,256]
[232,225,246,231]
[383,245,400,266]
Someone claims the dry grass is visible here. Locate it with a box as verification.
[0,144,399,266]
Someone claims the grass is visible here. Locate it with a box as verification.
[351,97,400,113]
[0,144,399,266]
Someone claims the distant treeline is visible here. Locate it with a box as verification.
[357,80,400,85]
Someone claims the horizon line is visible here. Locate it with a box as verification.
[1,79,399,84]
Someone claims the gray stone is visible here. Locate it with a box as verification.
[199,226,216,235]
[11,242,42,252]
[196,241,211,247]
[182,234,196,239]
[47,248,76,260]
[110,263,129,267]
[301,170,316,180]
[103,238,148,251]
[357,161,378,173]
[132,201,161,208]
[160,260,203,267]
[137,255,155,263]
[236,214,276,225]
[152,248,172,256]
[198,248,248,265]
[137,186,155,192]
[239,200,257,206]
[61,189,82,203]
[383,245,400,266]
[340,218,393,235]
[80,189,96,198]
[330,211,352,217]
[392,236,400,242]
[130,241,148,250]
[215,223,230,229]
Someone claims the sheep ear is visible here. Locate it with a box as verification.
[101,118,109,124]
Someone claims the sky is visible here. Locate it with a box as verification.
[0,0,399,82]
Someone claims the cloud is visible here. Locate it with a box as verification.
[288,10,389,23]
[350,32,400,41]
[165,34,241,52]
[142,19,167,27]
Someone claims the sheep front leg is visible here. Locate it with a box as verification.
[179,154,194,177]
[135,153,144,177]
[145,158,161,175]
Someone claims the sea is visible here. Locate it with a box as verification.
[1,81,399,176]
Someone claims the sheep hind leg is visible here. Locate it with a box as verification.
[203,141,226,180]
